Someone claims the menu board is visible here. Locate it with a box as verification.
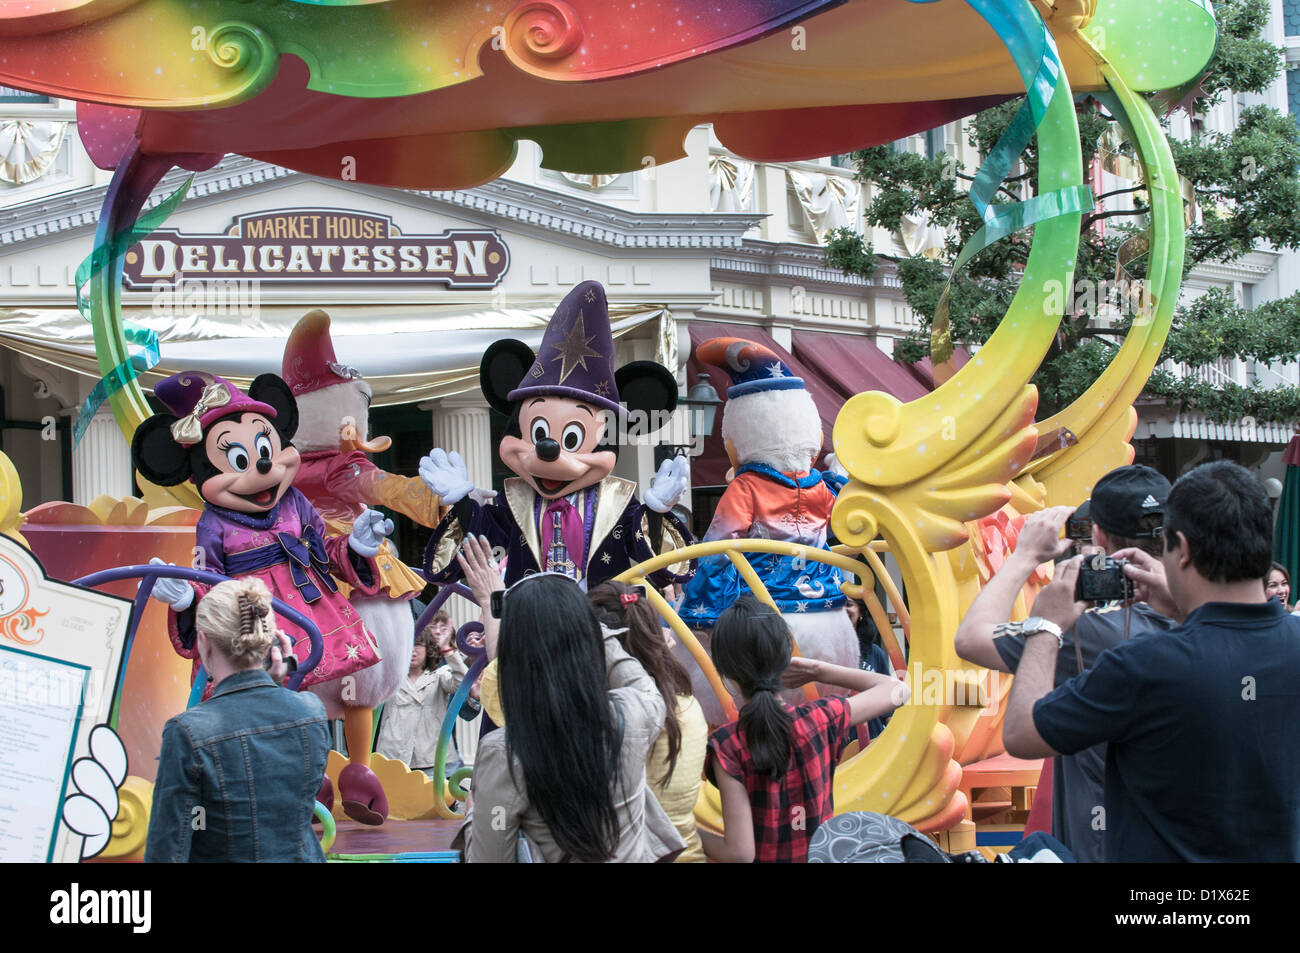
[0,535,130,863]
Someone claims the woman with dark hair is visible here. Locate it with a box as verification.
[375,611,469,779]
[588,580,708,862]
[1265,561,1294,612]
[845,597,895,742]
[455,537,685,863]
[700,595,909,863]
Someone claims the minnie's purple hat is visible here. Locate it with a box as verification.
[154,372,277,446]
[508,281,624,416]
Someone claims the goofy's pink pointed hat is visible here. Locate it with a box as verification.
[281,309,363,396]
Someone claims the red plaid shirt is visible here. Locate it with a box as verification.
[707,696,852,862]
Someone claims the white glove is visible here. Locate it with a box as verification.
[349,508,395,558]
[61,725,128,860]
[643,455,690,514]
[418,448,476,506]
[468,486,498,506]
[144,557,193,612]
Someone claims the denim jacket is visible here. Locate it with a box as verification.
[145,669,331,863]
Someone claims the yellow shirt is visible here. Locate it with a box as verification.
[647,695,707,863]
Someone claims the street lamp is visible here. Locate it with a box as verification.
[654,373,722,467]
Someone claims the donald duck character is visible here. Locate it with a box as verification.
[680,338,857,720]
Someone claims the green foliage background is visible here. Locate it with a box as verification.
[823,0,1300,426]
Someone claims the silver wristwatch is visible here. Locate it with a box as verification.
[1020,616,1064,649]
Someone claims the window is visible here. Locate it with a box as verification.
[369,403,441,574]
[1285,0,1300,37]
[1288,70,1300,135]
[924,126,947,160]
[0,86,50,104]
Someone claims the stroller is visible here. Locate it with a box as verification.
[807,812,1074,863]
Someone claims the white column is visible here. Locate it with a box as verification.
[431,396,493,489]
[430,395,494,629]
[72,405,133,505]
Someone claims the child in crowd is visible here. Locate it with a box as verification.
[375,611,469,778]
[699,596,909,863]
[588,580,709,862]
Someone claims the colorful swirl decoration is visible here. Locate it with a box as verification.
[503,1,585,63]
[1,606,51,647]
[0,0,1218,840]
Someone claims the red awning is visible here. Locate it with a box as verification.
[686,322,927,488]
[791,329,929,405]
[904,347,972,390]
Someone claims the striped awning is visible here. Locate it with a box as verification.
[0,301,669,408]
[1139,412,1296,445]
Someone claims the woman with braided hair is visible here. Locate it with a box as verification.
[145,578,332,862]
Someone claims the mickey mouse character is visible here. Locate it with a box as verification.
[132,371,397,824]
[420,281,694,591]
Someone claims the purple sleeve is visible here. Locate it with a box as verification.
[194,510,226,575]
[171,509,224,654]
[423,497,515,583]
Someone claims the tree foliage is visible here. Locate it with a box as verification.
[825,0,1300,425]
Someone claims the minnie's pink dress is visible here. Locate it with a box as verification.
[169,487,383,691]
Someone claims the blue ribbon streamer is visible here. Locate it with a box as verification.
[72,177,194,446]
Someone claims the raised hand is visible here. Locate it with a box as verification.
[142,557,194,611]
[643,454,690,514]
[348,508,394,558]
[456,535,505,609]
[1011,505,1078,566]
[418,448,476,505]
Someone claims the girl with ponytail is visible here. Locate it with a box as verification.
[700,595,910,863]
[589,580,709,862]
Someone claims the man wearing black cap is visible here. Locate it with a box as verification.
[1003,461,1300,861]
[954,464,1175,862]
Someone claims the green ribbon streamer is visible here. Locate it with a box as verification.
[72,177,194,446]
[908,0,1095,363]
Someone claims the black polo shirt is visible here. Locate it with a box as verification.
[1032,600,1300,862]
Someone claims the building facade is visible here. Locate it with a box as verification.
[2,7,1296,570]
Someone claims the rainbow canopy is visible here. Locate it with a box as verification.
[0,0,1217,189]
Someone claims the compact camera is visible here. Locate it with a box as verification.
[1065,514,1093,543]
[264,640,298,675]
[1074,553,1134,604]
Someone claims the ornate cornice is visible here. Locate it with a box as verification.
[1185,249,1283,285]
[404,180,765,250]
[0,154,766,252]
[710,239,904,292]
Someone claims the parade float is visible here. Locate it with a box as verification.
[0,0,1216,861]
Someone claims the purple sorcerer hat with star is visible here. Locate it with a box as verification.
[508,280,624,416]
[154,371,278,446]
[695,338,806,399]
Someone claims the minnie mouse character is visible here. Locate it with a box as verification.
[419,280,694,590]
[132,371,397,824]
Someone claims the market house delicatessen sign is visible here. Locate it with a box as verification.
[123,209,510,289]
